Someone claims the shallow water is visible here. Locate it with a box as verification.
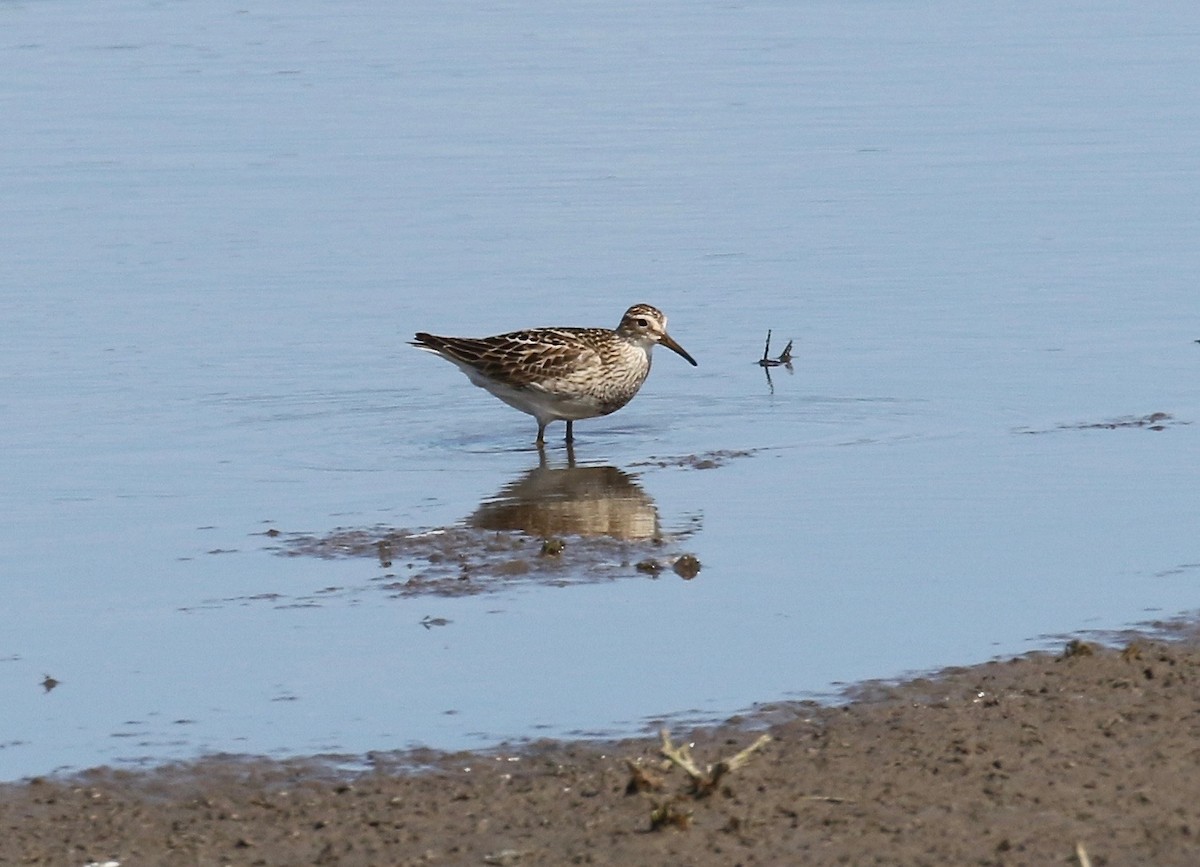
[2,0,1198,780]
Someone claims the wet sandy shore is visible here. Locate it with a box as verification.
[4,634,1200,866]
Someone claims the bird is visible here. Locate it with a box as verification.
[411,303,697,444]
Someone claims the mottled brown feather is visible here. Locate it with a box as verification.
[412,329,605,389]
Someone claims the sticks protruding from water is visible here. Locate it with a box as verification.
[758,329,794,368]
[757,329,794,393]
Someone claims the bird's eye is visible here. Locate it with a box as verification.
[635,318,648,327]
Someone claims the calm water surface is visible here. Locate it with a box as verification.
[1,1,1198,780]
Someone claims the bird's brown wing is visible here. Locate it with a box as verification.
[412,328,602,388]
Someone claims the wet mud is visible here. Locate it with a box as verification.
[6,631,1200,865]
[59,442,1196,864]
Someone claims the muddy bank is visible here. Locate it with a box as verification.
[5,633,1200,865]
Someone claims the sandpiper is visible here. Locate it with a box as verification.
[412,303,697,444]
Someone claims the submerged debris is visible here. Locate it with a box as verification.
[673,554,702,579]
[247,520,701,603]
[630,449,757,471]
[1017,412,1186,435]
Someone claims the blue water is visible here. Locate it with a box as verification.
[2,0,1198,780]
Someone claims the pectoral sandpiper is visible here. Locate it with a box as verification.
[412,303,697,444]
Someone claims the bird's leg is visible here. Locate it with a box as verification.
[536,421,547,445]
[565,420,574,443]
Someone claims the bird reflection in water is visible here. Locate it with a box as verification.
[268,447,699,597]
[469,448,660,542]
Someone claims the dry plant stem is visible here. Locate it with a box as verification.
[1075,842,1092,867]
[658,729,706,783]
[720,733,773,772]
[658,729,772,794]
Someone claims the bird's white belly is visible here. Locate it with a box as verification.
[471,377,607,421]
[460,367,638,422]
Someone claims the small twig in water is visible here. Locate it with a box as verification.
[760,329,773,365]
[757,330,795,394]
[757,330,794,369]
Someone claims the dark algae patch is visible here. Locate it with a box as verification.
[1017,411,1187,434]
[267,524,702,599]
[630,449,758,470]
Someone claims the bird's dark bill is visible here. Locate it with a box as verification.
[660,334,697,366]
